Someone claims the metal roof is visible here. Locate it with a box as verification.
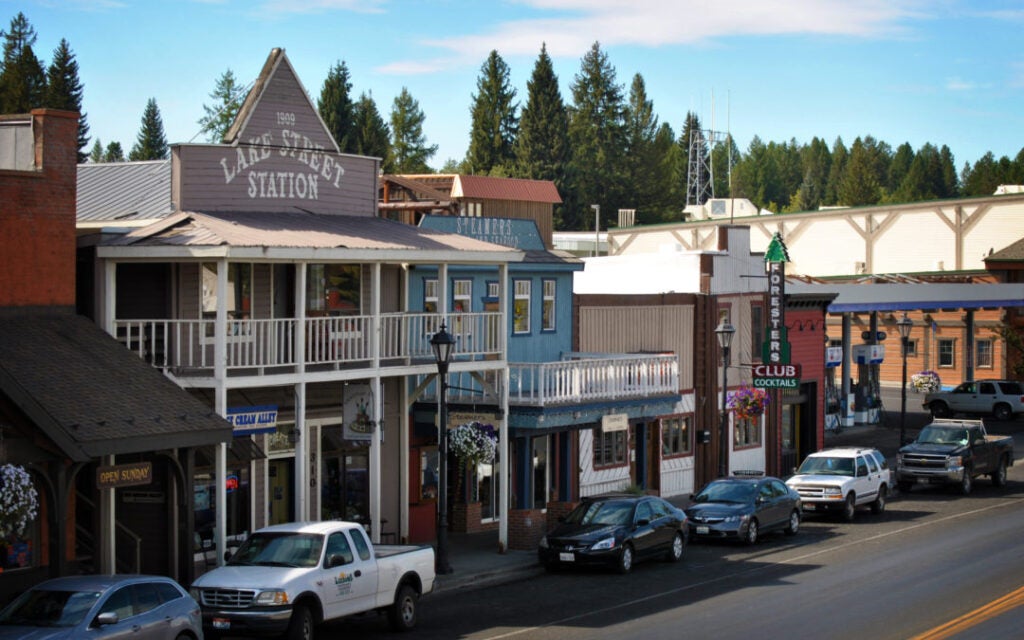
[787,282,1024,313]
[76,160,173,223]
[100,210,524,263]
[452,174,562,203]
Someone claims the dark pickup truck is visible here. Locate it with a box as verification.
[896,419,1014,495]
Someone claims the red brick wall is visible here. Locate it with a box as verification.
[0,109,79,307]
[508,508,547,551]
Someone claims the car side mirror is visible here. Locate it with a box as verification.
[96,612,119,626]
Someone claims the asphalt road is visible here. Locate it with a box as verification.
[329,402,1024,640]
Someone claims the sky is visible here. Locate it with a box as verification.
[6,0,1024,171]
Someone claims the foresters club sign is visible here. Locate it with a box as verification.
[756,233,798,389]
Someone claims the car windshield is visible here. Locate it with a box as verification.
[693,482,755,504]
[0,589,100,628]
[228,532,324,568]
[565,500,634,526]
[796,456,855,476]
[917,426,969,445]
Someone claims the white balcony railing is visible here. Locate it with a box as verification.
[115,312,502,375]
[508,354,679,405]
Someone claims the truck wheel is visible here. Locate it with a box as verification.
[286,604,314,640]
[993,403,1012,421]
[870,485,887,514]
[992,457,1008,487]
[841,494,856,522]
[958,470,973,496]
[930,402,951,418]
[388,584,418,632]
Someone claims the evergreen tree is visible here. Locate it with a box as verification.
[103,141,125,163]
[515,44,570,225]
[939,145,959,197]
[198,69,245,143]
[823,137,848,205]
[44,38,89,162]
[567,42,627,231]
[710,134,740,202]
[88,138,103,163]
[789,136,830,212]
[962,152,1001,196]
[318,61,356,153]
[623,73,675,222]
[887,142,915,199]
[388,87,437,173]
[351,91,390,166]
[129,98,169,160]
[838,136,886,206]
[466,50,518,175]
[0,13,46,113]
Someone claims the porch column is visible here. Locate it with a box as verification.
[400,265,411,542]
[841,313,853,428]
[964,310,975,382]
[294,264,308,521]
[102,260,116,336]
[498,263,510,551]
[215,259,229,566]
[100,454,115,573]
[370,264,383,542]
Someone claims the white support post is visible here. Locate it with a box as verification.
[100,454,116,572]
[370,261,383,542]
[498,263,509,551]
[215,259,229,566]
[102,260,117,336]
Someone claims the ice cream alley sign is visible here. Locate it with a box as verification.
[755,233,799,389]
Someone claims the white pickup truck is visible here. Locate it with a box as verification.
[190,521,435,639]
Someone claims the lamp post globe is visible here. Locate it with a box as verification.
[715,321,736,478]
[430,323,455,574]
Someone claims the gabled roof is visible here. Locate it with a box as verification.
[77,160,173,225]
[100,210,524,263]
[452,174,561,203]
[985,237,1024,262]
[0,311,232,461]
[380,174,450,202]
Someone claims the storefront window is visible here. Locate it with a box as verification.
[320,425,369,524]
[734,417,761,448]
[307,264,361,316]
[661,415,692,456]
[193,462,250,547]
[201,262,252,320]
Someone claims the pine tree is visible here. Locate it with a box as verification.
[838,137,885,206]
[466,50,518,175]
[823,137,848,205]
[198,69,245,143]
[129,98,169,160]
[104,141,125,163]
[88,138,103,163]
[388,87,437,173]
[710,134,740,201]
[0,13,46,113]
[623,73,674,223]
[44,38,89,162]
[567,42,627,231]
[514,44,569,225]
[318,61,356,153]
[939,145,959,197]
[351,91,390,165]
[887,142,915,199]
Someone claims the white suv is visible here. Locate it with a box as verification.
[785,448,892,521]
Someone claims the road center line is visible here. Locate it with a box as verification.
[478,497,1023,640]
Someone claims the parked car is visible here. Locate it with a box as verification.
[924,379,1024,420]
[537,494,688,574]
[189,521,434,638]
[685,475,802,545]
[896,418,1014,495]
[786,447,892,521]
[0,574,202,640]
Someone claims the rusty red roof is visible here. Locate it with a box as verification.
[451,175,561,204]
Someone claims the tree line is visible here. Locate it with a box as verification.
[4,12,1023,231]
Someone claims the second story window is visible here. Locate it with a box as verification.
[977,339,993,368]
[541,279,556,331]
[307,264,361,316]
[424,278,438,313]
[513,279,531,334]
[201,262,252,320]
[751,304,763,362]
[938,338,955,368]
[453,279,472,312]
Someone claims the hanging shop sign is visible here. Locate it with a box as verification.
[227,405,278,436]
[760,233,792,367]
[344,384,374,441]
[601,414,629,432]
[752,364,801,389]
[97,462,153,489]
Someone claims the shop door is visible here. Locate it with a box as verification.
[646,423,660,493]
[267,459,295,525]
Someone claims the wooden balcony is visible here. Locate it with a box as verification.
[115,311,502,378]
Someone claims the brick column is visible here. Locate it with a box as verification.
[508,508,546,551]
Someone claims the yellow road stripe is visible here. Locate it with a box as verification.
[911,585,1024,640]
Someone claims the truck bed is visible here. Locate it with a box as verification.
[374,543,433,558]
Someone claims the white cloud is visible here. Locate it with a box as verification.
[945,77,974,91]
[254,0,386,15]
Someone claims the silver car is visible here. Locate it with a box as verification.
[0,574,203,639]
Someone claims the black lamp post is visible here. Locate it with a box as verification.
[715,320,736,478]
[430,323,455,575]
[897,313,913,446]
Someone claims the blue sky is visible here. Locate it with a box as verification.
[7,0,1024,171]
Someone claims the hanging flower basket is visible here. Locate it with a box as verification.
[0,464,39,538]
[448,422,498,468]
[911,371,941,393]
[727,386,770,421]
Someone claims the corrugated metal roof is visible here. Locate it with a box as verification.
[0,311,232,460]
[787,282,1024,312]
[452,175,562,203]
[107,209,522,256]
[76,160,173,223]
[380,174,451,201]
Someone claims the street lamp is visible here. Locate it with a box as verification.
[896,313,913,446]
[715,320,736,478]
[430,323,455,575]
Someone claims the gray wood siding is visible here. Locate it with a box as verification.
[578,305,695,390]
[381,265,402,312]
[236,60,336,152]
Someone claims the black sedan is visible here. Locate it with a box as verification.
[685,476,802,545]
[538,494,688,574]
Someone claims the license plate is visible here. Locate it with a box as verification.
[696,526,709,534]
[559,552,574,562]
[804,504,816,511]
[213,618,231,630]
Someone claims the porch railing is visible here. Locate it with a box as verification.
[115,311,502,374]
[508,354,679,405]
